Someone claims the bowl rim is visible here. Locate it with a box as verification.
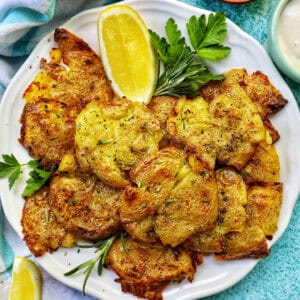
[268,0,300,82]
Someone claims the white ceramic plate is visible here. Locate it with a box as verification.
[1,0,300,299]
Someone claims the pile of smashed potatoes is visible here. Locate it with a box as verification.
[20,29,287,300]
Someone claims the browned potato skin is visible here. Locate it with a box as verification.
[166,96,217,170]
[124,216,157,243]
[22,188,75,257]
[120,147,218,246]
[216,168,247,234]
[246,183,283,239]
[263,119,280,143]
[106,237,195,300]
[23,28,113,106]
[183,230,224,254]
[148,96,177,130]
[214,182,282,260]
[215,226,269,261]
[20,99,79,168]
[75,98,163,189]
[209,84,266,170]
[245,71,288,119]
[199,68,288,119]
[155,167,218,247]
[49,172,121,241]
[120,147,186,242]
[241,142,280,184]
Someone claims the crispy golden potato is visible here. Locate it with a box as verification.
[241,142,280,184]
[148,96,177,130]
[183,230,224,254]
[215,168,247,234]
[155,165,218,247]
[49,171,121,241]
[124,216,157,243]
[246,183,282,239]
[106,237,195,300]
[120,148,218,246]
[215,226,269,261]
[20,99,79,167]
[75,98,163,188]
[166,87,266,170]
[21,188,75,257]
[210,84,266,169]
[120,147,187,242]
[200,69,288,119]
[199,68,247,102]
[214,182,282,260]
[166,96,217,169]
[24,28,112,106]
[245,71,288,118]
[263,119,280,143]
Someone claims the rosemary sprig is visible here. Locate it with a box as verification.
[153,50,222,97]
[121,231,129,255]
[64,232,130,295]
[64,234,117,295]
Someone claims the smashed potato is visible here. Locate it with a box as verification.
[22,188,75,257]
[120,147,218,247]
[24,28,112,106]
[20,99,79,167]
[75,97,162,188]
[106,237,195,300]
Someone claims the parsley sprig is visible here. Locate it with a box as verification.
[149,12,231,97]
[0,154,55,197]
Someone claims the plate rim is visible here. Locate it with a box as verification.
[0,0,299,299]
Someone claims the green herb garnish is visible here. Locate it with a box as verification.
[97,139,113,145]
[149,12,230,97]
[165,198,176,206]
[186,12,231,60]
[0,154,55,197]
[121,232,129,255]
[64,234,117,295]
[44,211,50,222]
[0,154,22,189]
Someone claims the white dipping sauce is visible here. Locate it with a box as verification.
[277,0,300,72]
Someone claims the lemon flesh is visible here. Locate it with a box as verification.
[97,5,157,104]
[9,257,42,300]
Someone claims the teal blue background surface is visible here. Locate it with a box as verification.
[180,1,300,299]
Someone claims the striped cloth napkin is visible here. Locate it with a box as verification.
[0,0,299,300]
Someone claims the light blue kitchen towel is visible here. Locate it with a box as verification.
[0,0,299,299]
[0,0,116,99]
[0,205,14,275]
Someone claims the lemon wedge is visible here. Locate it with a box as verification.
[9,257,42,300]
[97,5,157,104]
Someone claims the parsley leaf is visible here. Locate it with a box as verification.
[197,45,231,61]
[22,165,55,197]
[0,154,21,189]
[150,12,230,97]
[0,154,55,196]
[186,12,231,60]
[149,18,189,65]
